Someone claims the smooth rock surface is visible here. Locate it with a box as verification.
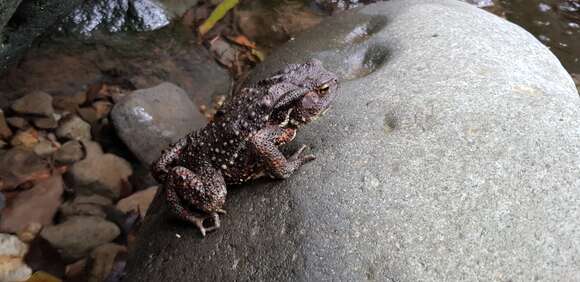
[111,82,207,166]
[41,216,120,260]
[126,0,580,281]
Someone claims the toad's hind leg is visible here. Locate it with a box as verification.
[165,185,221,237]
[164,166,226,237]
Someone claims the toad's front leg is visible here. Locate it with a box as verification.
[250,125,315,179]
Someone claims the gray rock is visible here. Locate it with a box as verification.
[60,0,171,37]
[111,82,207,166]
[55,140,85,164]
[33,140,59,157]
[0,1,22,34]
[0,0,82,74]
[5,117,29,130]
[33,116,59,129]
[11,91,54,116]
[56,114,92,141]
[125,0,580,281]
[41,216,120,260]
[67,141,132,199]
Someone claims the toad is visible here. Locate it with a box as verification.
[151,59,339,236]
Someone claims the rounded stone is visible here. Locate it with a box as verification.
[125,1,580,281]
[10,91,54,117]
[40,216,120,260]
[56,114,92,141]
[111,82,207,166]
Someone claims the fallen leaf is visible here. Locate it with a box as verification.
[198,0,240,36]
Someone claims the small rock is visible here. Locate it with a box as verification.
[60,202,107,220]
[68,142,132,199]
[10,128,40,148]
[73,194,113,206]
[56,115,92,141]
[93,101,112,119]
[11,91,54,117]
[17,222,43,243]
[77,107,99,124]
[66,259,87,281]
[111,82,207,165]
[6,117,30,130]
[40,216,120,260]
[0,148,49,191]
[54,140,85,164]
[0,234,32,282]
[33,140,59,157]
[0,175,64,233]
[116,186,158,218]
[53,93,87,112]
[88,243,127,282]
[82,140,103,158]
[33,117,58,129]
[0,140,6,149]
[0,110,13,140]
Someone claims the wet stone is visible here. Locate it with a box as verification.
[11,91,54,117]
[53,93,87,112]
[0,147,48,191]
[77,107,100,125]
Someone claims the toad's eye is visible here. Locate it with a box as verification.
[318,84,330,95]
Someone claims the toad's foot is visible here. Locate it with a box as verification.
[186,211,223,237]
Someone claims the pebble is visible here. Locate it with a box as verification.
[56,114,92,141]
[33,116,58,129]
[53,92,87,112]
[11,91,54,117]
[6,117,29,130]
[40,216,120,260]
[88,243,127,282]
[0,175,64,233]
[116,186,158,218]
[67,142,132,199]
[0,234,32,282]
[54,140,85,164]
[33,140,59,157]
[10,128,40,148]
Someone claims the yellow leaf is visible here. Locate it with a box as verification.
[198,0,240,36]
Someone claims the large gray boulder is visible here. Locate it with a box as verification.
[125,0,580,281]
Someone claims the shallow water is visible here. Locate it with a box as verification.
[499,0,579,73]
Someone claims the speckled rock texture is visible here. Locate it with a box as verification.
[125,0,580,281]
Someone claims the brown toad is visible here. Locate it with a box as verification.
[151,59,339,236]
